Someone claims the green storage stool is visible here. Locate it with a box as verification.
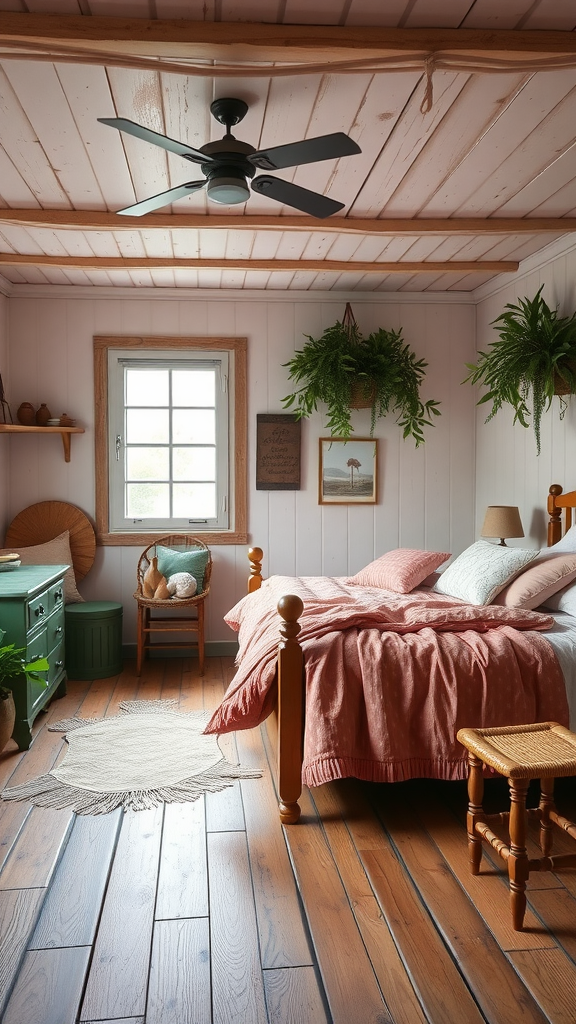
[65,601,123,680]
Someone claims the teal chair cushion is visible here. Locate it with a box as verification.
[156,546,209,593]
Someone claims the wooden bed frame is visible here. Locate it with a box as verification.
[247,485,576,825]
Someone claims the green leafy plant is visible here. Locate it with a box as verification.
[464,285,576,455]
[0,628,49,700]
[282,310,440,444]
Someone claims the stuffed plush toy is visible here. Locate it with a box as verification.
[166,572,197,599]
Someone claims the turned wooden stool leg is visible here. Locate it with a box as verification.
[466,753,485,875]
[197,600,205,676]
[508,777,530,930]
[538,776,555,856]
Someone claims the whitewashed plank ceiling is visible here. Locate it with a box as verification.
[0,0,575,291]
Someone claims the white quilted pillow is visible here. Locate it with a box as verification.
[433,540,538,605]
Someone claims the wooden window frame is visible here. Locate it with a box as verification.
[94,336,247,546]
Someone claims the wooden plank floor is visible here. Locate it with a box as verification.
[1,657,576,1024]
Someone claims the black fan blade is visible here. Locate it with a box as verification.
[249,132,360,171]
[251,176,344,218]
[116,181,206,217]
[98,118,214,166]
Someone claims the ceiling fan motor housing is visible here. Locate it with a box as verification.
[200,138,256,205]
[199,138,256,174]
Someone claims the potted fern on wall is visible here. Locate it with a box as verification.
[464,285,576,454]
[282,304,440,445]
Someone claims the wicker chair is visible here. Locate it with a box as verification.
[134,535,212,676]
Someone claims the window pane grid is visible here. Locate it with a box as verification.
[124,367,218,521]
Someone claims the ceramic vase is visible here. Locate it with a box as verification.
[142,556,165,598]
[16,402,35,425]
[35,403,52,426]
[0,691,15,752]
[59,413,74,426]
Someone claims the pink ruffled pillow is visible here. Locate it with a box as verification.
[349,548,451,594]
[494,553,576,610]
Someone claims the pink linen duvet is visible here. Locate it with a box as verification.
[205,575,569,786]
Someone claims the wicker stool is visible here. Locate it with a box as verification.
[457,722,576,930]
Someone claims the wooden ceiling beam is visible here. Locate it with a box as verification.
[0,14,575,61]
[0,210,572,236]
[0,254,518,273]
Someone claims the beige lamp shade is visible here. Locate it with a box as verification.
[481,505,524,546]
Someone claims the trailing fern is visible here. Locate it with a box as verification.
[0,628,49,698]
[464,286,576,455]
[282,315,440,444]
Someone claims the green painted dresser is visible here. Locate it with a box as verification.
[0,564,68,750]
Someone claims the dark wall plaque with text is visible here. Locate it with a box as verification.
[256,414,301,490]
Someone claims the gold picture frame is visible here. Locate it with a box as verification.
[318,437,378,505]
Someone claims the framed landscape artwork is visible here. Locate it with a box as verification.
[318,438,378,505]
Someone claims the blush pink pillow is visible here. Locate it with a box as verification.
[349,548,451,594]
[494,553,576,610]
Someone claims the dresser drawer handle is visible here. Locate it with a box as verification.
[54,590,63,601]
[55,660,64,669]
[55,626,63,635]
[31,652,45,662]
[34,604,45,617]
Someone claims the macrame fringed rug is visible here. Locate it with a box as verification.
[1,700,262,815]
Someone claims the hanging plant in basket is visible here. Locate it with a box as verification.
[464,285,576,455]
[282,304,441,444]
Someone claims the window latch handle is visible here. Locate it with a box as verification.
[116,435,122,461]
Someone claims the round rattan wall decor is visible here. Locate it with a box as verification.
[4,501,96,581]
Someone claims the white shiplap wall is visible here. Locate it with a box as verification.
[2,290,476,643]
[474,240,576,548]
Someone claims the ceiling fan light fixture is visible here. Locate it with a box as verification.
[206,176,250,205]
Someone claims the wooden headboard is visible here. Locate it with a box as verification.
[547,485,576,546]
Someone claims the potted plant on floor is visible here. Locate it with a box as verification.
[464,285,576,455]
[0,629,49,752]
[282,304,440,444]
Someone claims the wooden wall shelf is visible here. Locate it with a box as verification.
[0,424,85,462]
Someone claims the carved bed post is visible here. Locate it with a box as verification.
[276,594,305,825]
[548,485,564,546]
[548,484,575,546]
[248,547,264,592]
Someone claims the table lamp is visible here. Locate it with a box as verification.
[481,505,524,546]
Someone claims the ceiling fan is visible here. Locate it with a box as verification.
[98,97,361,219]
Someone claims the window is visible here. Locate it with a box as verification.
[94,337,247,545]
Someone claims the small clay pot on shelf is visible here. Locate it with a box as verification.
[35,403,52,426]
[17,402,36,425]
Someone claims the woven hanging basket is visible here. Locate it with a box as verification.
[343,303,377,409]
[350,380,376,409]
[553,360,576,397]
